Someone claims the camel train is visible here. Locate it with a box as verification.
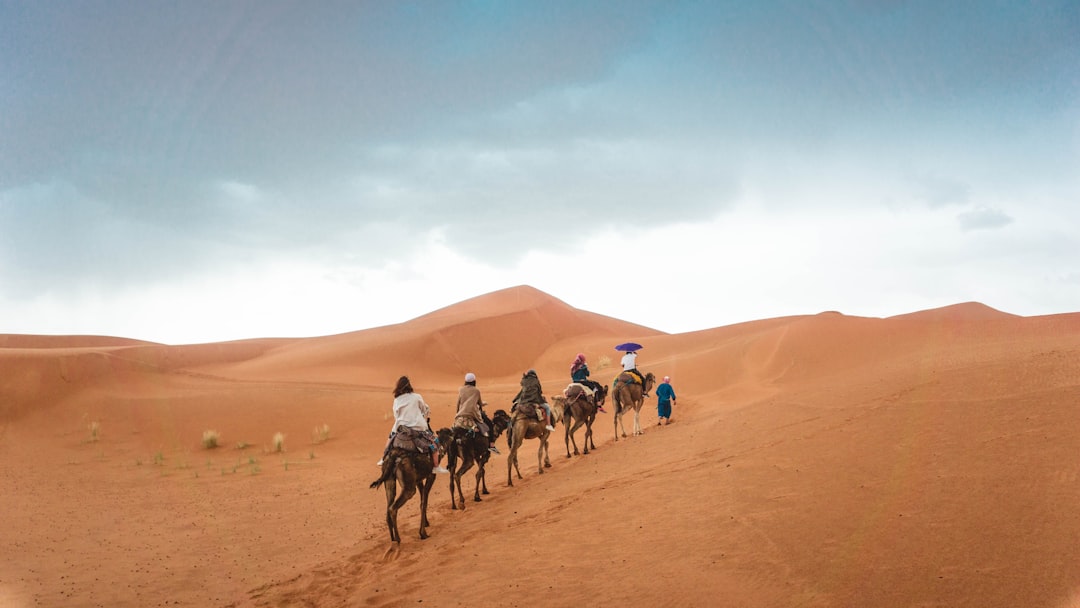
[373,365,652,543]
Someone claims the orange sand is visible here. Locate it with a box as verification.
[2,285,1079,607]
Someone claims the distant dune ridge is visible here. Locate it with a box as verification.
[2,285,1079,607]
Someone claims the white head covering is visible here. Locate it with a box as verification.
[465,372,476,383]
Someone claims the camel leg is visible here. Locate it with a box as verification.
[418,474,433,540]
[450,471,463,511]
[474,465,485,502]
[565,422,576,458]
[477,453,490,496]
[384,478,400,543]
[543,438,551,468]
[390,480,417,543]
[570,419,585,456]
[448,453,459,510]
[456,458,474,509]
[508,443,523,486]
[507,451,514,487]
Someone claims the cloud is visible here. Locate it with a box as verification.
[2,2,1079,341]
[957,206,1014,231]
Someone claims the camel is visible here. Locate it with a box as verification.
[612,371,655,440]
[369,427,451,543]
[447,410,511,510]
[501,406,553,487]
[555,382,608,458]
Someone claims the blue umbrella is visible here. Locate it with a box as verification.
[614,342,643,352]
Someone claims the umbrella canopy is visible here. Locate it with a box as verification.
[614,342,643,352]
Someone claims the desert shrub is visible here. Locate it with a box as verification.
[272,432,285,453]
[202,429,220,449]
[88,421,100,442]
[313,423,330,444]
[597,355,612,370]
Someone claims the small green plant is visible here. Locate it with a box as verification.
[202,429,220,449]
[153,451,165,466]
[272,432,285,453]
[88,421,100,443]
[312,423,330,444]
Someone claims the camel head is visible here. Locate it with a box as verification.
[435,427,453,456]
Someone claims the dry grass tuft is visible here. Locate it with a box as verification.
[88,421,100,442]
[272,432,285,453]
[202,430,220,449]
[312,423,330,444]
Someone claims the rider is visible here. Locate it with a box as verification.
[453,372,500,454]
[378,375,449,473]
[570,353,607,413]
[620,350,649,397]
[512,369,555,431]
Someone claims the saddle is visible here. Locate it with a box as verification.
[615,371,643,388]
[512,402,543,422]
[391,426,437,453]
[453,417,490,439]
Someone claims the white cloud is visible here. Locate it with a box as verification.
[957,206,1014,231]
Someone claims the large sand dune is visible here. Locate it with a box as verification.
[2,285,1078,607]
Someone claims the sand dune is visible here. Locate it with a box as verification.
[2,285,1079,607]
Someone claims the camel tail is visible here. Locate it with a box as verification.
[370,454,395,489]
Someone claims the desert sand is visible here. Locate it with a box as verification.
[2,285,1079,607]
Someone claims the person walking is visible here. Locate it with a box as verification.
[656,375,677,426]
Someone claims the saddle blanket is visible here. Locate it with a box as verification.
[391,426,437,453]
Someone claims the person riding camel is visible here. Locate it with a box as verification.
[512,369,555,431]
[453,372,500,454]
[570,353,607,413]
[620,350,649,397]
[377,375,448,473]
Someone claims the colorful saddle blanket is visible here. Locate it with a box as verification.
[614,371,644,387]
[391,426,436,453]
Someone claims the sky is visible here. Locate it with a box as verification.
[2,1,1078,344]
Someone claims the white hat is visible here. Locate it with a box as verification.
[465,372,476,383]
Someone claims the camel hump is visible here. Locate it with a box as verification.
[565,382,592,398]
